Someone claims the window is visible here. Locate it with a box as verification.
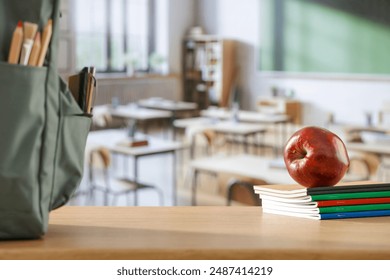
[74,0,153,72]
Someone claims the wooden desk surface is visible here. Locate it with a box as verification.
[1,206,390,260]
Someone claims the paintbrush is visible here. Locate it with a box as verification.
[8,21,23,64]
[19,21,38,65]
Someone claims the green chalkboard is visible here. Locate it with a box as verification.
[259,0,390,75]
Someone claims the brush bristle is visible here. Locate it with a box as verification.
[23,22,38,40]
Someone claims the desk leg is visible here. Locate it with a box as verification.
[171,113,176,140]
[134,156,139,206]
[244,135,249,153]
[191,169,199,206]
[280,122,288,155]
[228,134,232,154]
[273,123,281,157]
[173,126,177,140]
[259,132,265,156]
[172,151,177,206]
[144,121,149,134]
[281,122,286,152]
[190,134,196,159]
[255,133,260,155]
[164,119,171,139]
[123,155,129,178]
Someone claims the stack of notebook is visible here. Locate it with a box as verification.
[253,183,390,220]
[68,66,96,114]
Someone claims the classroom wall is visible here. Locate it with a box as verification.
[166,0,196,74]
[196,0,390,126]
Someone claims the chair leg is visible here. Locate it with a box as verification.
[227,182,234,206]
[191,169,199,206]
[155,188,164,206]
[134,189,138,206]
[87,186,95,205]
[112,195,118,206]
[103,190,109,206]
[126,193,131,206]
[226,179,260,206]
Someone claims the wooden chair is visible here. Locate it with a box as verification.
[226,178,264,206]
[189,128,225,158]
[88,147,163,206]
[91,111,127,131]
[346,152,380,181]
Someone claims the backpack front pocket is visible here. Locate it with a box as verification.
[0,62,47,239]
[50,78,92,210]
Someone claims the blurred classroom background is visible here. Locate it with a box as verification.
[58,0,390,207]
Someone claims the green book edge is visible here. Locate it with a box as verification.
[319,203,390,214]
[311,191,390,201]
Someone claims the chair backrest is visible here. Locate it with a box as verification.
[348,153,380,180]
[89,147,111,167]
[201,129,217,155]
[227,178,264,206]
[89,147,112,185]
[186,126,218,157]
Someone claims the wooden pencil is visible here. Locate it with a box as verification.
[8,21,23,64]
[28,32,41,66]
[37,19,53,67]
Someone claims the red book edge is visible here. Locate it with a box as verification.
[318,197,390,207]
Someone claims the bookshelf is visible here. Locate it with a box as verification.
[182,36,236,109]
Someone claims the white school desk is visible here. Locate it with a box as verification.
[110,104,172,120]
[174,118,267,135]
[137,98,197,114]
[200,108,290,124]
[137,98,198,137]
[174,118,267,155]
[110,104,172,134]
[87,130,184,205]
[200,108,290,153]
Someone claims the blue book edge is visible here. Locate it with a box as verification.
[320,209,390,220]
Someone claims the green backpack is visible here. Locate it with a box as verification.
[0,0,92,239]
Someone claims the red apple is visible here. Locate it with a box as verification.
[283,126,350,188]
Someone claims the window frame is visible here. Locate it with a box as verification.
[75,0,155,74]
